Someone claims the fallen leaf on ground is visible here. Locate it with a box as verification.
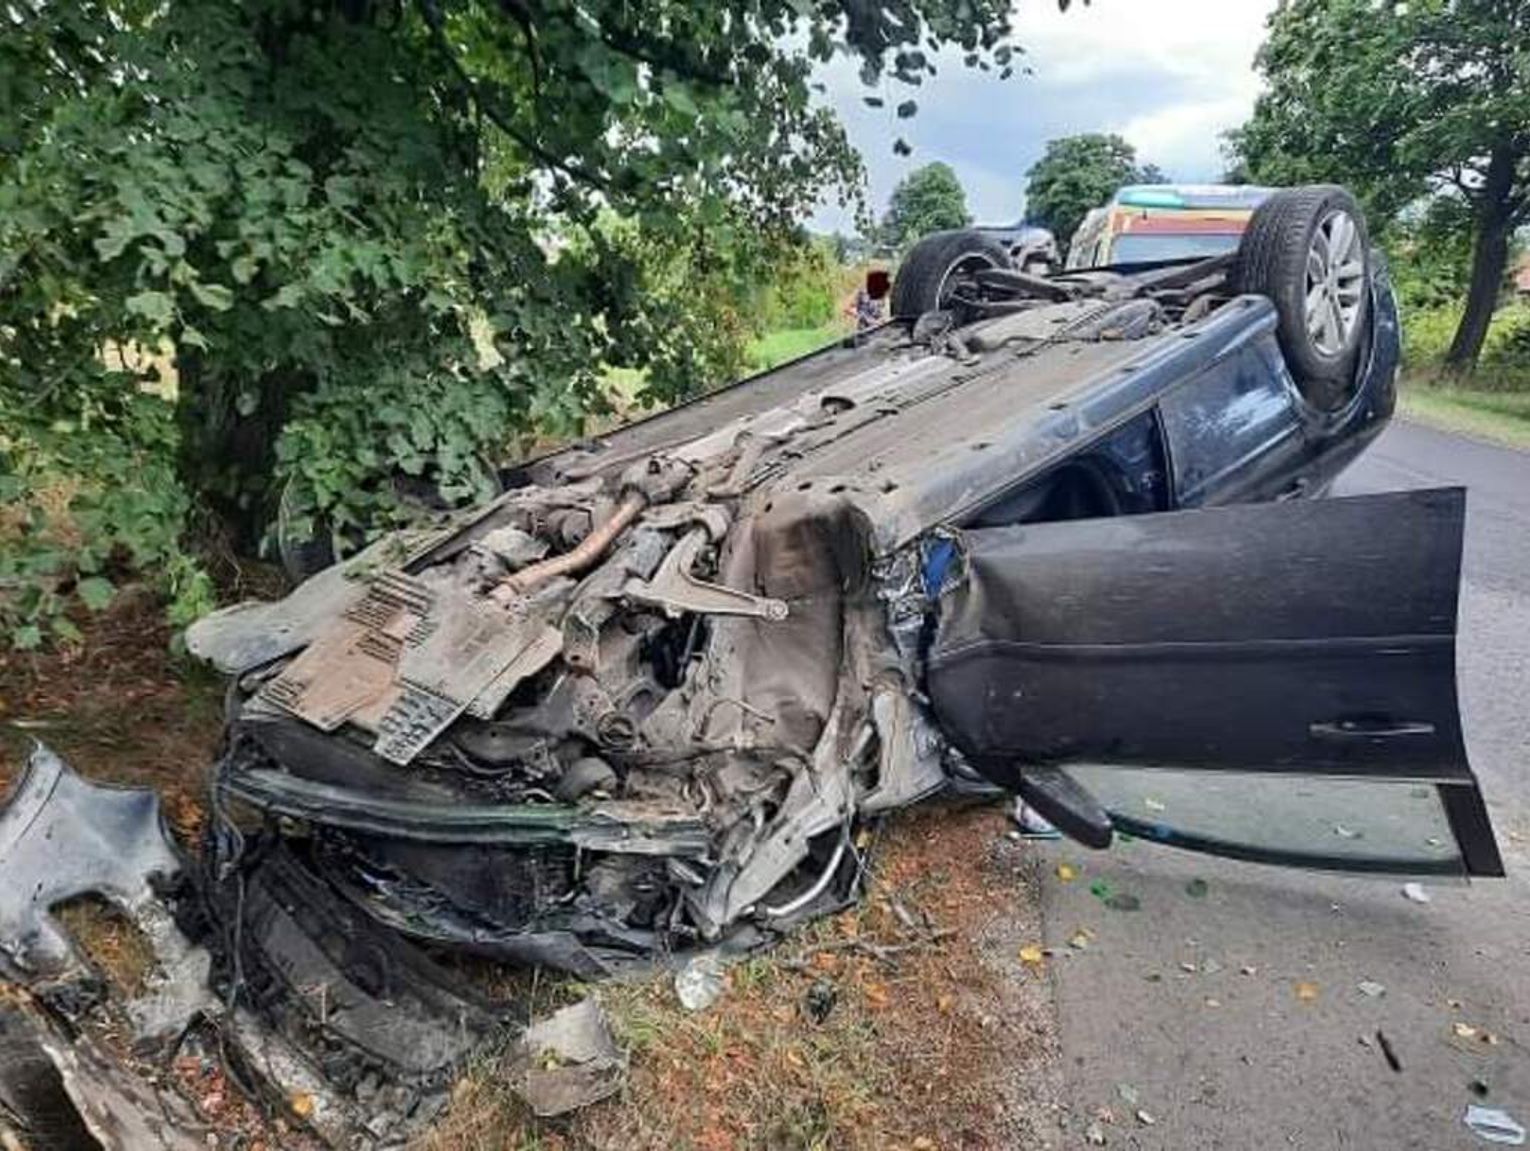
[1056,862,1078,882]
[1019,945,1046,966]
[1295,981,1320,1002]
[1068,928,1094,951]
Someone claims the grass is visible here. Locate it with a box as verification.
[1399,381,1530,450]
[744,320,850,373]
[1397,299,1530,450]
[417,803,1061,1151]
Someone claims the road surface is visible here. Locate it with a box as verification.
[1034,420,1530,1149]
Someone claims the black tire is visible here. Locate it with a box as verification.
[276,475,340,584]
[1236,185,1371,411]
[891,229,1013,319]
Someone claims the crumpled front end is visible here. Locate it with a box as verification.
[188,345,973,979]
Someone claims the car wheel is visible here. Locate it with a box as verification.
[1236,185,1371,412]
[276,475,342,584]
[890,229,1013,319]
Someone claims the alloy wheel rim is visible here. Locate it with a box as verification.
[1304,209,1365,356]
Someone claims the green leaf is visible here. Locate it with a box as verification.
[126,290,175,326]
[231,255,260,284]
[12,624,43,650]
[76,576,116,612]
[189,281,234,311]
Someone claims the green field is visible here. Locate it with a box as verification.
[744,320,849,372]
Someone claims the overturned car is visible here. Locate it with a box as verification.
[188,185,1504,969]
[1,186,1505,1145]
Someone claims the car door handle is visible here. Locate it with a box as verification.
[1276,477,1310,501]
[1310,718,1437,741]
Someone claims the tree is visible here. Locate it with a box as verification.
[1232,0,1530,370]
[880,163,972,251]
[0,0,1053,645]
[1024,134,1166,253]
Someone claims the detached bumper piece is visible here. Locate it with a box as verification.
[0,745,548,1149]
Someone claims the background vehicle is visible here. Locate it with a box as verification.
[1065,183,1275,269]
[974,222,1059,274]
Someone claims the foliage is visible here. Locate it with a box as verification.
[0,0,1041,646]
[879,162,972,252]
[744,320,847,373]
[1232,0,1530,368]
[1023,133,1166,254]
[757,236,842,332]
[1386,199,1479,314]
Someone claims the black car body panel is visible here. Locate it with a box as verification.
[926,486,1503,878]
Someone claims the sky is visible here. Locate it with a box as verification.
[810,0,1279,232]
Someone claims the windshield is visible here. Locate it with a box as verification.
[1108,232,1244,264]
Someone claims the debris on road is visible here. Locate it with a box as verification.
[805,977,838,1024]
[1019,944,1047,966]
[509,998,625,1118]
[1376,1029,1403,1072]
[1358,980,1387,998]
[1068,928,1094,951]
[1464,1104,1527,1146]
[675,953,728,1011]
[1184,878,1209,898]
[1088,880,1141,912]
[1403,882,1432,904]
[1056,862,1078,882]
[1295,981,1321,1002]
[1452,1022,1503,1049]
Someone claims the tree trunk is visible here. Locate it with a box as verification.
[175,351,299,555]
[1444,146,1517,371]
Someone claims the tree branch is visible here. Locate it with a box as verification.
[416,0,610,191]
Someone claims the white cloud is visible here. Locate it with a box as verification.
[810,0,1277,231]
[1016,0,1271,92]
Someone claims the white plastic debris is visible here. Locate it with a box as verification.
[1402,882,1432,904]
[509,998,625,1117]
[1358,980,1387,998]
[1464,1105,1527,1146]
[675,952,728,1011]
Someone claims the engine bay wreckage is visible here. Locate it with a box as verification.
[0,189,1506,1147]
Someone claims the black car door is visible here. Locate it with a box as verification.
[925,486,1503,877]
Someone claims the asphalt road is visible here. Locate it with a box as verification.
[1034,420,1530,1150]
